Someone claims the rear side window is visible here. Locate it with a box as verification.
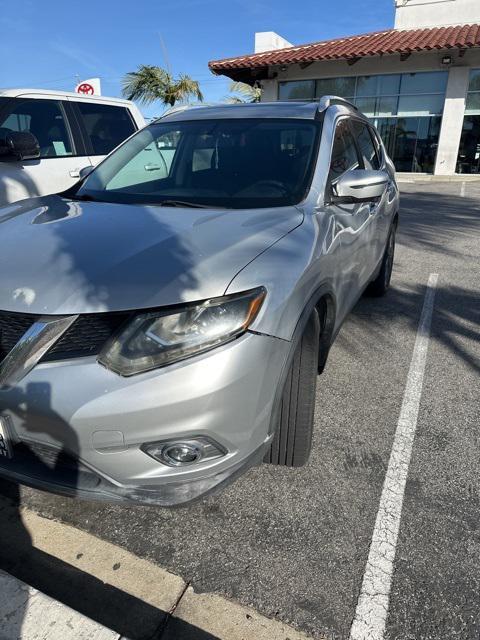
[0,98,73,158]
[328,119,360,182]
[351,120,380,170]
[75,102,136,155]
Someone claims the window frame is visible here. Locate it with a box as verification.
[70,101,138,157]
[350,117,381,171]
[0,97,78,160]
[326,116,362,199]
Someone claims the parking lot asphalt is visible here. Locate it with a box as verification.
[1,181,479,640]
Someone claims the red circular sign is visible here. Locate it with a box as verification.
[77,83,95,95]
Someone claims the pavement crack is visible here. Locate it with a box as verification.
[154,579,191,639]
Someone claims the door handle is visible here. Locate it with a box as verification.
[144,164,162,172]
[69,169,80,179]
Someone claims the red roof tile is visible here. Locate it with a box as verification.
[209,24,480,77]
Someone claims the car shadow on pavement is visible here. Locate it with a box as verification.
[0,382,219,640]
[397,189,480,258]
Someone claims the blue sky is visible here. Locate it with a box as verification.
[0,0,394,119]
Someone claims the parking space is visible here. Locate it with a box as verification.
[1,182,479,639]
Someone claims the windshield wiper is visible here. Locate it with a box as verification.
[159,200,215,209]
[69,194,97,202]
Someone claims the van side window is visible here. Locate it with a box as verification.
[0,99,73,158]
[351,120,380,170]
[328,119,360,183]
[75,103,136,156]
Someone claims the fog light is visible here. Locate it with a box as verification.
[142,437,227,467]
[164,443,201,465]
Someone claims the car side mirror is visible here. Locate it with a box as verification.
[79,165,94,180]
[331,169,388,204]
[0,131,40,161]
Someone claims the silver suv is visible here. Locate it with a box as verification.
[0,97,399,506]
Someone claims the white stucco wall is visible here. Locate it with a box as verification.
[266,48,480,86]
[394,0,480,30]
[434,66,470,174]
[254,32,292,53]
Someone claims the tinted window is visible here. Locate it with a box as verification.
[278,81,315,101]
[351,120,380,170]
[329,119,359,182]
[76,118,320,209]
[0,98,73,158]
[76,102,136,155]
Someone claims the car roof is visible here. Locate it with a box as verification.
[157,100,365,123]
[0,88,134,106]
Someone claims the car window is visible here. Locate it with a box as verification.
[77,118,321,209]
[328,119,360,182]
[351,120,380,170]
[369,126,384,165]
[0,98,73,158]
[106,130,179,190]
[75,102,136,156]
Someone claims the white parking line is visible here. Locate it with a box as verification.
[461,182,466,198]
[349,273,439,640]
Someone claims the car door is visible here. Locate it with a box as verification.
[350,119,387,269]
[0,97,90,206]
[69,100,137,167]
[326,117,378,321]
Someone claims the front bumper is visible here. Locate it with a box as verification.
[0,332,289,506]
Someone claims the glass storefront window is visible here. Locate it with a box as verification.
[457,70,480,173]
[468,69,480,92]
[315,77,356,98]
[278,80,315,101]
[376,116,441,173]
[278,71,448,173]
[378,75,401,96]
[465,92,480,115]
[356,76,378,97]
[377,96,398,117]
[397,94,444,117]
[457,116,480,174]
[355,97,376,117]
[400,71,448,94]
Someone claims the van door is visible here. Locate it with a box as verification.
[69,100,137,167]
[0,97,91,206]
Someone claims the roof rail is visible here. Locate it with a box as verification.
[157,102,217,120]
[317,95,358,114]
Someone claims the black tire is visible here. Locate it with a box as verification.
[366,225,396,297]
[264,311,319,467]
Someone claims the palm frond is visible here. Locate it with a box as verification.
[122,65,203,107]
[227,81,262,104]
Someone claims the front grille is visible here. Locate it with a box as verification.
[0,311,35,360]
[0,440,102,491]
[43,312,131,362]
[0,310,131,363]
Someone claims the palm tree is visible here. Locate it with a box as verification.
[226,81,262,104]
[122,65,203,107]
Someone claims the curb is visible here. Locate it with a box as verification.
[4,505,316,640]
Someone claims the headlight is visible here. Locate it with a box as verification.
[98,287,266,376]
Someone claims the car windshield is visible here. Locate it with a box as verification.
[75,118,320,209]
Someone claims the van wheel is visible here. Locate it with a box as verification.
[264,311,319,467]
[367,226,396,297]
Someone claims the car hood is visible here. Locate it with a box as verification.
[0,196,303,314]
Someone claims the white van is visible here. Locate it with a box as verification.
[0,89,145,206]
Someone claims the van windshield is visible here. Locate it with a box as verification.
[75,118,320,209]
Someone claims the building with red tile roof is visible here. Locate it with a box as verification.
[209,0,480,175]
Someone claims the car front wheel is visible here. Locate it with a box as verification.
[264,311,319,467]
